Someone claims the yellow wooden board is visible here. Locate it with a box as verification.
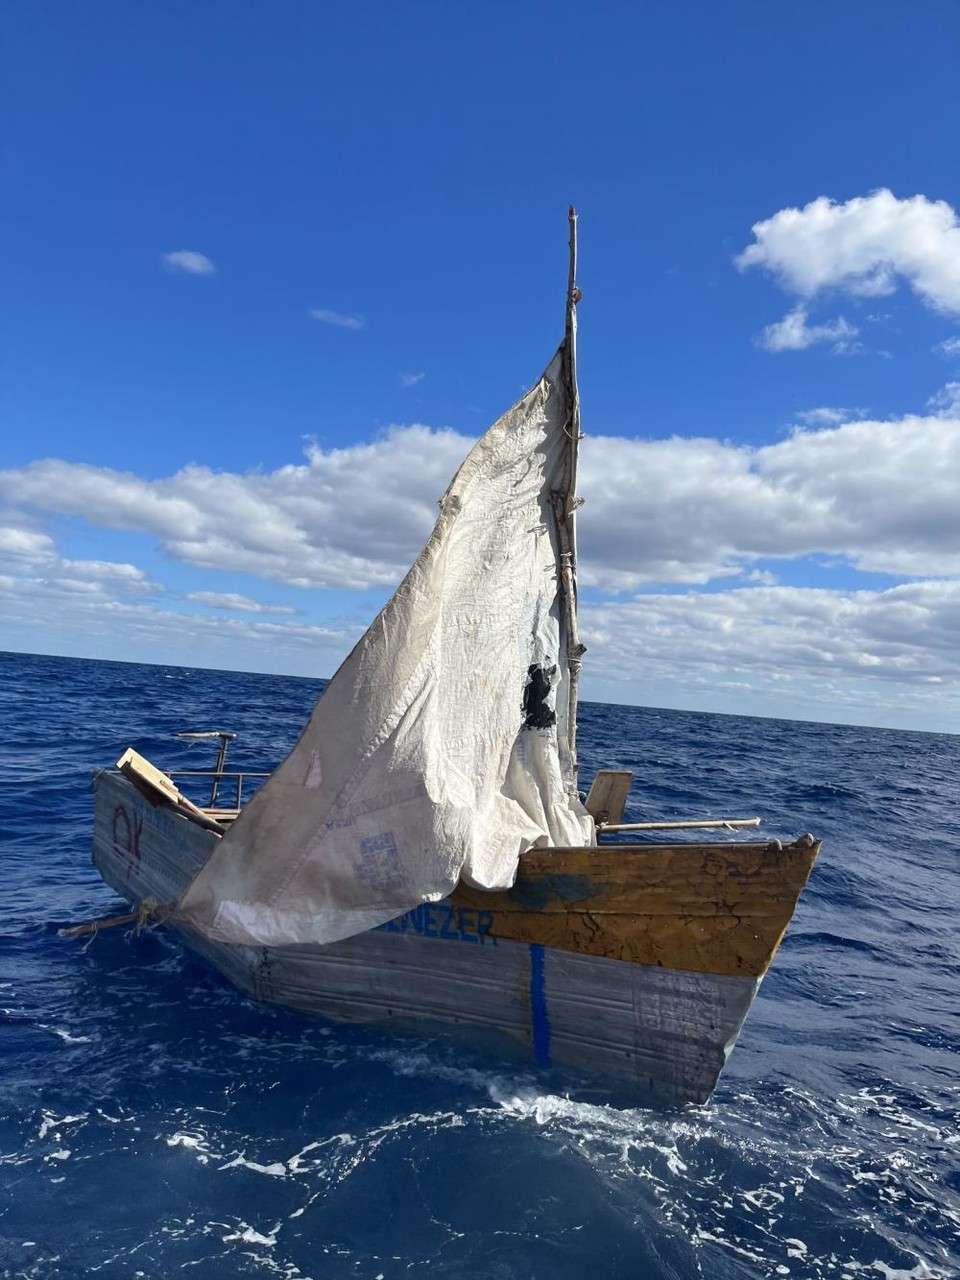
[452,837,820,978]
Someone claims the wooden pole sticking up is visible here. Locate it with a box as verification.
[555,206,586,794]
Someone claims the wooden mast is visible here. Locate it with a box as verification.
[555,206,586,793]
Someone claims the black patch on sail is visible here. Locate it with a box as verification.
[522,663,557,729]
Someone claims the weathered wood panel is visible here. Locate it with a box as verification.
[93,769,217,904]
[453,841,818,977]
[584,769,633,824]
[544,947,757,1101]
[244,930,755,1104]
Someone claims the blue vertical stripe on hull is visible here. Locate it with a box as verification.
[529,942,551,1066]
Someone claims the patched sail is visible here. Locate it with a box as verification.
[178,341,592,947]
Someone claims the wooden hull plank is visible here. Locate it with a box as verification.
[453,842,817,977]
[174,922,755,1105]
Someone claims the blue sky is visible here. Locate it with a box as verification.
[3,2,960,729]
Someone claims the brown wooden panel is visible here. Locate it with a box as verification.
[452,838,820,978]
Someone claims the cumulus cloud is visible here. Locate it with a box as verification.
[0,574,358,675]
[737,189,960,314]
[3,410,960,593]
[4,455,960,716]
[757,306,858,354]
[584,580,960,718]
[59,558,149,583]
[0,428,467,591]
[162,250,216,276]
[187,590,295,614]
[577,413,960,587]
[936,336,960,358]
[309,308,365,330]
[400,372,425,387]
[0,521,155,592]
[3,562,959,719]
[0,526,56,558]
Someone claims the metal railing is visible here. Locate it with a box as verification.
[166,769,270,812]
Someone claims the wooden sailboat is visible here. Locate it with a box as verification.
[83,211,820,1105]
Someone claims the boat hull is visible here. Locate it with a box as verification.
[91,769,818,1105]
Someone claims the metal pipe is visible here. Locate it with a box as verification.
[598,817,762,832]
[165,771,269,779]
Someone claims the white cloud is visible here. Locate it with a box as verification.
[400,372,425,387]
[0,429,467,591]
[162,250,216,276]
[757,306,858,354]
[578,413,960,587]
[5,456,960,720]
[187,591,295,614]
[793,407,859,427]
[584,579,960,719]
[309,308,365,331]
[0,526,56,558]
[0,574,358,676]
[60,558,148,583]
[0,522,154,592]
[742,568,778,585]
[737,189,960,314]
[927,382,960,417]
[3,410,960,593]
[936,336,960,358]
[3,557,959,722]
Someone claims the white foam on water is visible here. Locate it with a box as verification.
[15,1014,953,1279]
[218,1152,288,1177]
[286,1134,355,1174]
[384,1073,960,1280]
[165,1131,214,1164]
[368,1045,535,1099]
[95,1108,133,1124]
[221,1222,281,1248]
[38,1110,87,1140]
[37,1024,93,1044]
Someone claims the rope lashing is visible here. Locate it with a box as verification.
[58,897,173,940]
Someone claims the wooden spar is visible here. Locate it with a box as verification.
[58,909,141,939]
[57,903,172,939]
[598,817,761,832]
[555,205,586,793]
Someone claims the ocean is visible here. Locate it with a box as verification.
[1,649,957,1279]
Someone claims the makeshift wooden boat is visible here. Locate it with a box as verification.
[81,211,820,1105]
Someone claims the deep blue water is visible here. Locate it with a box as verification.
[1,649,958,1280]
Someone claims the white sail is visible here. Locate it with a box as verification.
[177,346,594,946]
